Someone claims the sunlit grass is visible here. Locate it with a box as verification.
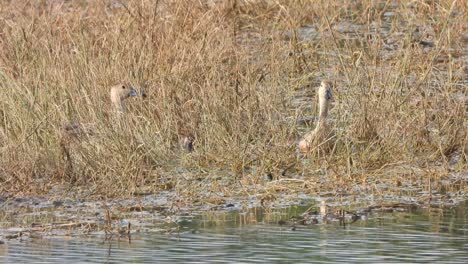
[0,0,465,198]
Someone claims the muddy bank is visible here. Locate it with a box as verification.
[1,169,466,240]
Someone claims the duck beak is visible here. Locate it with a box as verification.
[129,88,138,97]
[130,88,148,98]
[326,90,333,100]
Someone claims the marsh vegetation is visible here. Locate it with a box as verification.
[0,0,466,202]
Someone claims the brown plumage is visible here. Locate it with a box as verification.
[178,128,195,152]
[169,92,197,153]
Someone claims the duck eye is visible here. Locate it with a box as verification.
[122,85,126,89]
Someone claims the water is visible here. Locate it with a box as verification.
[1,201,466,263]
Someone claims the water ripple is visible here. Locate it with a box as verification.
[1,203,467,264]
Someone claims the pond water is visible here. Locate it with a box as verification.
[1,201,466,263]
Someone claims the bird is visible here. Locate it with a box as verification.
[171,96,197,153]
[60,83,145,179]
[110,83,146,115]
[298,80,335,153]
[178,128,195,152]
[62,83,143,137]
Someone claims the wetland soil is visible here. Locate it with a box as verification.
[1,169,466,239]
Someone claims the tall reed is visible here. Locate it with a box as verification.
[0,0,465,196]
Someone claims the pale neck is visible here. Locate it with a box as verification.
[112,99,124,114]
[318,95,329,119]
[315,95,329,131]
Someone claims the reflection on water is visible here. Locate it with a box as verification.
[0,202,466,263]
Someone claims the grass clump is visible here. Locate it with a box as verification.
[0,0,466,198]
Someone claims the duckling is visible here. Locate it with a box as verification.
[178,129,195,152]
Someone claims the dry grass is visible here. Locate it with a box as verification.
[0,0,466,198]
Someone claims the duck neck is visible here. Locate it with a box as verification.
[112,99,124,114]
[315,96,329,130]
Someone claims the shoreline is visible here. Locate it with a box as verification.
[1,168,466,238]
